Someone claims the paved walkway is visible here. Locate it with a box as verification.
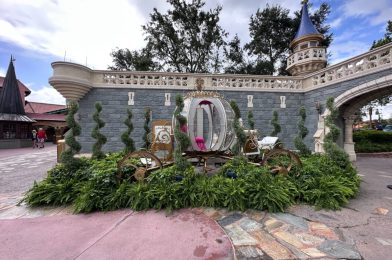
[0,147,391,259]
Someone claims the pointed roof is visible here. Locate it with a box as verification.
[294,0,321,40]
[0,57,26,115]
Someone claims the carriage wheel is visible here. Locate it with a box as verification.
[117,151,163,181]
[260,148,302,176]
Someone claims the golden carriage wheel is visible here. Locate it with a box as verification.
[117,151,163,181]
[260,148,302,176]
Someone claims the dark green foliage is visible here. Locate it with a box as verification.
[323,97,351,169]
[371,20,392,49]
[61,101,82,166]
[142,107,151,149]
[294,107,311,155]
[121,109,135,154]
[270,111,281,136]
[109,43,160,71]
[23,152,360,213]
[174,95,191,171]
[141,0,226,73]
[291,155,360,210]
[230,100,246,155]
[247,110,255,130]
[91,102,107,160]
[354,130,392,152]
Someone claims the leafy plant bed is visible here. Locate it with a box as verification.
[22,153,360,213]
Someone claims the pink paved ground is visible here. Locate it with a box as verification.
[0,209,233,260]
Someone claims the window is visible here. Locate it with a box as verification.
[20,124,29,139]
[300,43,308,50]
[309,41,318,47]
[3,123,16,139]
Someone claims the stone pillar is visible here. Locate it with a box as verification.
[343,116,356,161]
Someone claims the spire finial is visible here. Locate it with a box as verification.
[301,0,308,5]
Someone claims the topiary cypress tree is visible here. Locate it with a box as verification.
[323,97,351,169]
[230,100,246,156]
[174,94,191,172]
[142,107,151,149]
[270,110,281,136]
[247,110,255,130]
[61,101,82,165]
[294,106,311,155]
[121,108,135,154]
[91,102,107,159]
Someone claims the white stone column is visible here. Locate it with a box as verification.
[344,116,356,161]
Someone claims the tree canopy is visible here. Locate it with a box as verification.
[371,20,392,49]
[109,0,332,75]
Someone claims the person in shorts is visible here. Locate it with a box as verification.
[37,128,46,148]
[32,129,37,148]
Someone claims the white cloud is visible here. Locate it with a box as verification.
[0,0,147,69]
[0,67,5,77]
[329,40,369,65]
[329,17,343,28]
[341,0,392,26]
[26,86,66,105]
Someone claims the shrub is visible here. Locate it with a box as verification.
[270,110,281,137]
[142,107,152,149]
[61,101,82,166]
[294,106,311,155]
[230,100,246,155]
[173,94,191,172]
[247,110,255,130]
[121,109,135,154]
[354,130,392,152]
[323,97,351,170]
[23,152,360,213]
[91,102,107,159]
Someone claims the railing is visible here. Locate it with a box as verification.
[307,43,392,87]
[51,43,392,97]
[287,47,326,68]
[98,72,304,90]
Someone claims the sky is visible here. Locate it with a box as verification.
[0,0,391,117]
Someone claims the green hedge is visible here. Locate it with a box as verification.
[22,153,360,213]
[354,130,392,152]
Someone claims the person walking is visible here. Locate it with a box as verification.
[32,129,37,148]
[37,128,46,148]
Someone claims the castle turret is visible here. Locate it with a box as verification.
[286,0,327,76]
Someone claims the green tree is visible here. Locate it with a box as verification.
[91,102,107,159]
[294,106,311,155]
[361,95,392,128]
[142,0,226,73]
[371,20,392,49]
[230,100,246,155]
[244,3,331,75]
[173,94,191,171]
[142,107,152,149]
[246,5,293,75]
[270,111,281,137]
[61,101,82,165]
[121,109,135,154]
[109,43,160,71]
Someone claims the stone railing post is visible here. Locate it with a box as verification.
[343,116,356,161]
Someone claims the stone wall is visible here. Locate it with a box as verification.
[77,68,392,153]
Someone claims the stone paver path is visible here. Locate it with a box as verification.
[203,208,362,259]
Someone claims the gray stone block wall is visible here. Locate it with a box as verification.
[77,68,392,153]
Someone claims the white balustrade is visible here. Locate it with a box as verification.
[310,43,392,87]
[287,47,326,68]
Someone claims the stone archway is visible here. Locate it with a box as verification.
[314,75,392,161]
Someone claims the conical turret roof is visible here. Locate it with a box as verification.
[293,1,322,40]
[0,57,26,115]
